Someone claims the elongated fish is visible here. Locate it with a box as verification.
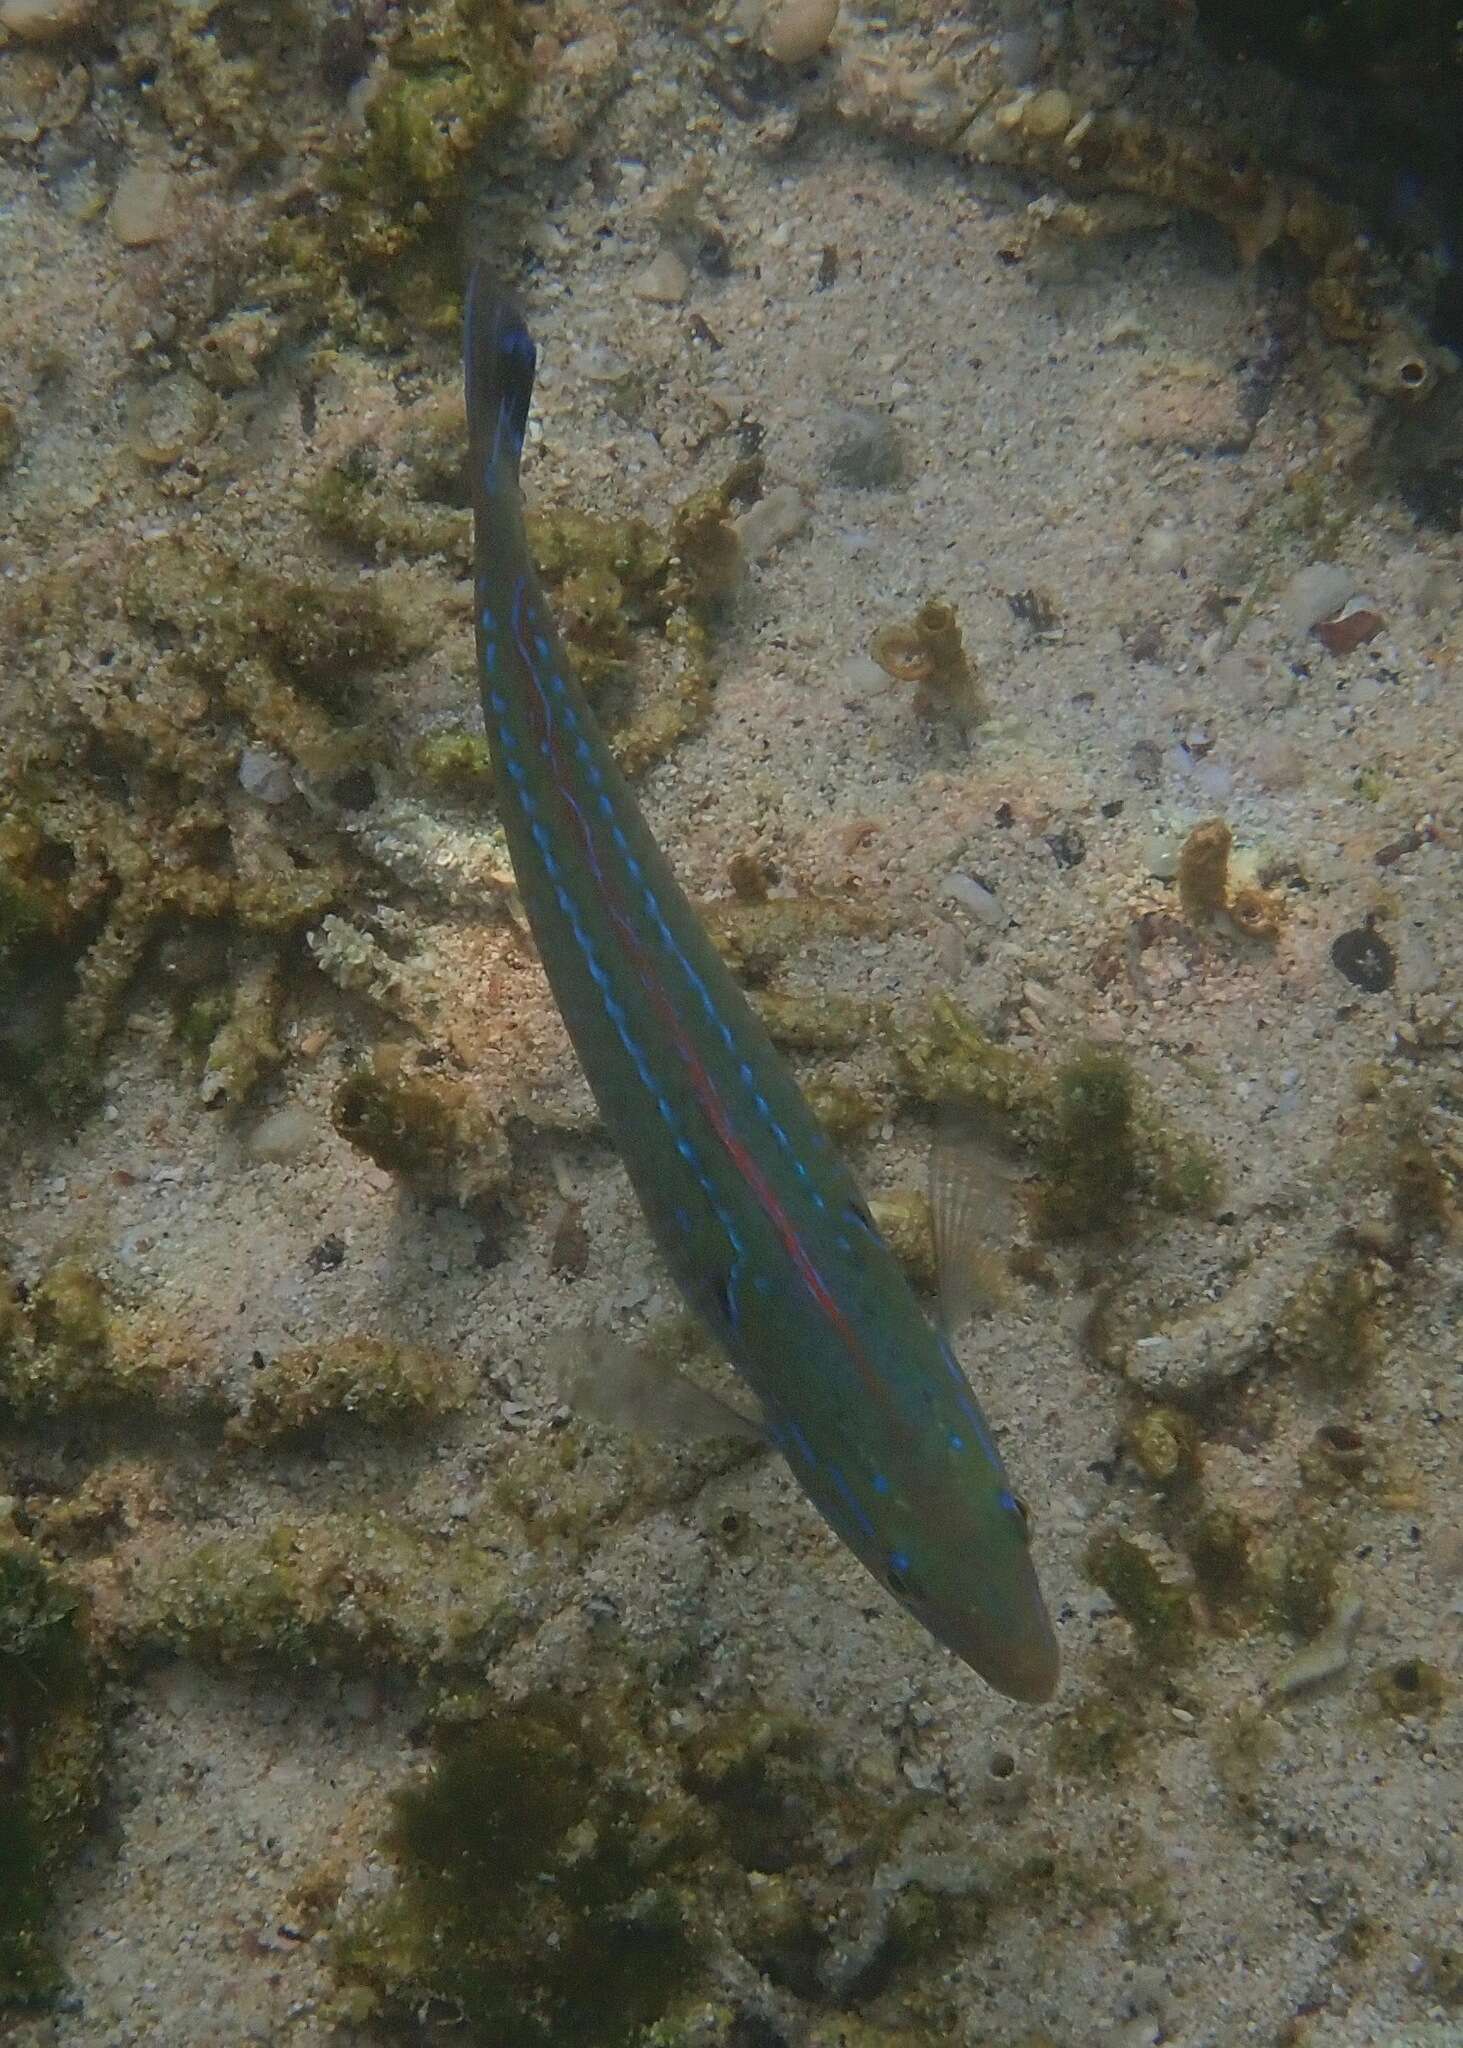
[465,268,1058,1701]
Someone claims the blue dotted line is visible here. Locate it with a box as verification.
[481,589,747,1297]
[522,627,837,1213]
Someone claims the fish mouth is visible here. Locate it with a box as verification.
[929,1600,1059,1703]
[984,1621,1060,1704]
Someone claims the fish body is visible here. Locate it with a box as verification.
[465,271,1057,1701]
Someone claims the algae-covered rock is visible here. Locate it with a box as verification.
[331,1042,511,1212]
[332,1685,958,2046]
[0,1257,218,1425]
[198,948,284,1111]
[1085,1528,1196,1664]
[412,726,495,796]
[894,999,1220,1237]
[229,1334,472,1446]
[0,525,415,1103]
[1260,1511,1344,1638]
[1269,1249,1383,1384]
[0,1534,107,2007]
[1035,1048,1139,1237]
[268,0,528,330]
[124,1513,521,1678]
[333,1693,710,2046]
[1128,1405,1202,1491]
[120,534,407,732]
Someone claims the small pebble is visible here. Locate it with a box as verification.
[1045,825,1085,869]
[843,653,890,694]
[827,406,905,488]
[1023,87,1073,139]
[1313,600,1384,655]
[245,1106,316,1164]
[1277,561,1353,638]
[759,0,838,64]
[239,746,295,805]
[632,247,690,305]
[940,872,1003,924]
[1139,523,1186,573]
[130,373,218,468]
[735,483,808,560]
[1188,755,1233,802]
[1101,308,1150,349]
[1246,735,1306,790]
[111,164,175,248]
[1145,830,1183,880]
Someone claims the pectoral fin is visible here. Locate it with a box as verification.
[547,1323,764,1444]
[929,1105,1020,1334]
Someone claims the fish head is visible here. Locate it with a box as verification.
[877,1476,1059,1702]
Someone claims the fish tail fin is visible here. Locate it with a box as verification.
[464,262,536,486]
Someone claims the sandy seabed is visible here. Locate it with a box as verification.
[1,1,1459,2043]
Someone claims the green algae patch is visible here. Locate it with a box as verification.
[331,1684,960,2046]
[309,443,472,566]
[307,392,475,567]
[703,895,893,992]
[1049,1683,1143,1779]
[333,1693,710,2047]
[120,534,409,739]
[1258,1511,1345,1639]
[309,442,726,781]
[332,1042,511,1212]
[124,1513,521,1679]
[892,994,1040,1131]
[752,988,890,1053]
[412,727,495,797]
[0,810,104,1098]
[1127,1404,1202,1493]
[1184,1504,1257,1613]
[0,1535,108,2008]
[0,816,72,974]
[1269,1250,1382,1385]
[0,1258,221,1427]
[1085,1528,1196,1665]
[866,1189,937,1295]
[894,998,1220,1236]
[228,1335,472,1447]
[268,0,528,331]
[0,528,418,1104]
[525,505,675,684]
[129,0,317,165]
[197,949,285,1112]
[1035,1049,1138,1237]
[804,1076,883,1143]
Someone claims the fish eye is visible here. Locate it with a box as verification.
[999,1488,1033,1537]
